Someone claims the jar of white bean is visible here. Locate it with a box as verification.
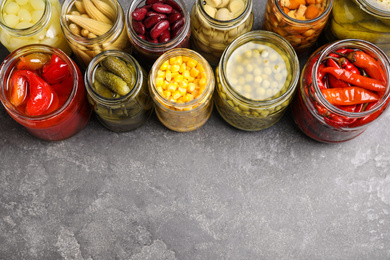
[215,30,299,131]
[190,0,253,66]
[0,0,71,55]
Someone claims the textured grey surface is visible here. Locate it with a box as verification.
[1,0,390,259]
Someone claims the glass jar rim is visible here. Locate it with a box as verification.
[312,39,390,118]
[0,0,51,36]
[0,44,79,121]
[60,0,123,45]
[85,50,143,104]
[149,48,214,109]
[196,0,253,28]
[126,0,190,51]
[355,0,390,19]
[219,30,299,108]
[275,0,334,23]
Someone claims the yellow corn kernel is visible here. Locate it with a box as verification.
[160,60,169,70]
[183,70,190,79]
[199,77,207,87]
[172,90,182,100]
[182,94,194,102]
[187,58,197,68]
[200,71,206,79]
[171,64,180,73]
[179,63,186,73]
[156,77,164,88]
[190,67,199,77]
[171,72,179,80]
[178,87,187,95]
[180,80,188,88]
[196,63,205,72]
[188,76,195,82]
[167,83,177,92]
[157,70,165,78]
[188,83,196,93]
[174,74,184,82]
[165,70,172,81]
[162,81,169,90]
[182,56,189,62]
[157,86,163,93]
[163,90,171,99]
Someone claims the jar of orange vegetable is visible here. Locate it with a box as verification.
[291,39,390,143]
[149,48,214,132]
[263,0,333,53]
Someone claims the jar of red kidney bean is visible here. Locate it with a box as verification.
[126,0,191,70]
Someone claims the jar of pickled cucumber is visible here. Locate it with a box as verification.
[60,0,131,68]
[263,0,333,54]
[149,48,215,132]
[0,0,71,55]
[326,0,390,57]
[85,50,153,132]
[190,0,253,66]
[215,30,299,131]
[126,0,191,70]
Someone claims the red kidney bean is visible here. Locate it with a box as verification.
[152,3,172,14]
[171,23,183,38]
[144,4,152,10]
[167,12,181,24]
[133,20,146,35]
[146,0,165,4]
[150,20,170,38]
[144,15,164,28]
[158,29,171,43]
[138,34,146,40]
[132,7,148,21]
[171,17,184,32]
[165,0,181,12]
[146,33,159,43]
[146,11,167,19]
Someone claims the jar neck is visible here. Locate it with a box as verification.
[275,0,333,24]
[0,44,79,120]
[196,0,253,28]
[219,30,299,108]
[311,39,390,118]
[85,50,143,105]
[354,0,390,19]
[126,0,190,51]
[0,0,51,36]
[60,0,124,45]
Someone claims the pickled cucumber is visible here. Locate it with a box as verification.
[101,56,135,86]
[93,80,119,99]
[95,67,131,96]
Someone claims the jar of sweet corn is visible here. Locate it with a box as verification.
[60,0,131,68]
[215,30,299,131]
[149,48,215,132]
[85,50,153,132]
[0,0,71,55]
[263,0,333,54]
[190,0,253,66]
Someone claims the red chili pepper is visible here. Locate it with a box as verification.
[321,67,386,92]
[15,70,59,116]
[334,50,386,84]
[9,71,28,107]
[321,87,379,106]
[339,57,360,74]
[350,98,390,127]
[326,58,350,89]
[42,54,70,84]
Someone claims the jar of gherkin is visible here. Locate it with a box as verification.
[215,30,299,131]
[84,50,153,132]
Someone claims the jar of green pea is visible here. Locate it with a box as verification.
[215,30,299,131]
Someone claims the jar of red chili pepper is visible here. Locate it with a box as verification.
[291,39,390,143]
[0,44,91,141]
[263,0,333,54]
[126,0,191,70]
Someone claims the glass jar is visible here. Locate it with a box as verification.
[263,0,333,54]
[126,0,191,70]
[215,31,299,131]
[0,44,92,141]
[190,0,253,66]
[291,39,390,143]
[0,0,71,55]
[149,48,214,132]
[85,50,153,132]
[60,0,131,68]
[326,0,390,57]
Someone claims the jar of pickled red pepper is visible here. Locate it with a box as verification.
[291,39,390,143]
[126,0,191,70]
[0,0,71,55]
[215,31,299,131]
[263,0,333,54]
[149,48,215,132]
[0,44,92,141]
[190,0,253,66]
[85,50,153,132]
[60,0,131,68]
[326,0,390,57]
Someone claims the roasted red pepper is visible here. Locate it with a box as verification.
[9,71,28,107]
[42,54,70,84]
[321,67,386,92]
[321,87,379,106]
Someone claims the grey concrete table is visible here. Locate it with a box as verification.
[1,0,390,259]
